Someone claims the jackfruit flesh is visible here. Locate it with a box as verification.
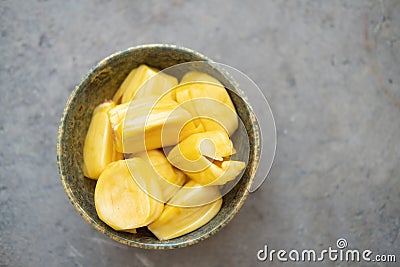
[120,65,178,104]
[167,131,245,185]
[175,71,238,136]
[83,101,123,179]
[94,158,164,231]
[84,66,247,240]
[108,96,202,154]
[148,181,222,240]
[136,150,186,202]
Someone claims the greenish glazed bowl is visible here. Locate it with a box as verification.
[57,44,260,249]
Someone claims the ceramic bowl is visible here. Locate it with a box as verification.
[57,44,260,249]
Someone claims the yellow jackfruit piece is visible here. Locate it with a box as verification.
[108,96,202,154]
[136,150,186,202]
[168,131,234,167]
[175,72,238,136]
[167,131,245,185]
[94,158,164,231]
[108,102,129,152]
[148,181,222,240]
[83,101,123,179]
[185,160,246,186]
[120,65,178,103]
[112,68,138,104]
[180,71,222,85]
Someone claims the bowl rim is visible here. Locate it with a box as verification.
[56,44,260,249]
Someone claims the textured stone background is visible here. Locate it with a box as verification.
[1,1,399,266]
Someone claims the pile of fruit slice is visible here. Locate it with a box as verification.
[83,65,245,240]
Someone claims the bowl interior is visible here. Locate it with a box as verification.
[57,45,259,249]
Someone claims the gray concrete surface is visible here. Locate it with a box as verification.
[1,0,400,266]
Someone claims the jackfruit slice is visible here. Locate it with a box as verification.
[108,96,202,154]
[112,68,138,104]
[136,150,186,202]
[148,181,222,240]
[83,101,123,179]
[94,158,164,231]
[167,131,245,185]
[175,71,238,136]
[120,65,177,103]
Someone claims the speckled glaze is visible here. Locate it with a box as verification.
[57,44,261,249]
